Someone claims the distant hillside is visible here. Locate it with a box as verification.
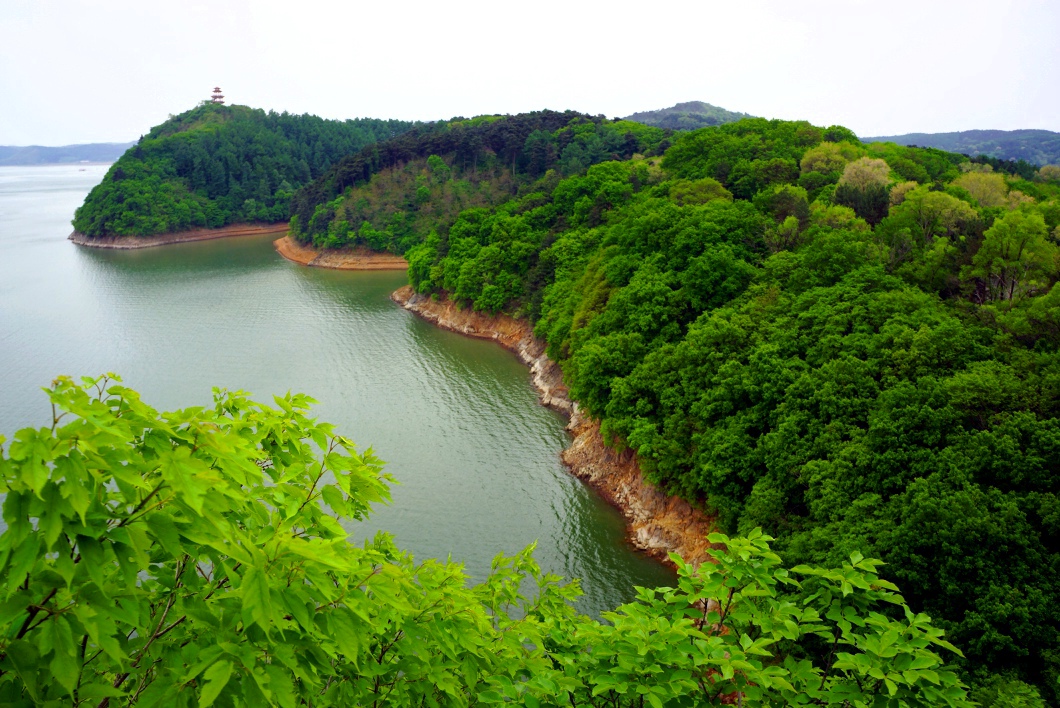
[862,129,1060,167]
[623,101,753,130]
[0,142,134,166]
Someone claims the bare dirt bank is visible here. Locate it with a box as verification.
[391,285,715,566]
[274,236,408,270]
[69,223,290,250]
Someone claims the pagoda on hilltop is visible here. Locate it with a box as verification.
[210,87,225,104]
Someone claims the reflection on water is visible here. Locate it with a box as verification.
[0,165,674,615]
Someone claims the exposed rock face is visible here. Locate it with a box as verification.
[392,285,715,566]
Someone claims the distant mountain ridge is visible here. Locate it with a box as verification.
[862,128,1060,167]
[623,101,752,130]
[0,142,135,166]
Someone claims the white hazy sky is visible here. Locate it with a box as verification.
[2,0,1058,145]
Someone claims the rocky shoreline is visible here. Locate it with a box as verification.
[391,285,715,566]
[69,223,290,249]
[273,236,408,270]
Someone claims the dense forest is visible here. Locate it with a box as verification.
[291,116,1060,702]
[287,111,671,252]
[70,103,417,237]
[863,128,1060,169]
[624,101,754,131]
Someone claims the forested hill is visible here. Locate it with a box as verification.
[863,128,1060,168]
[399,117,1060,702]
[288,111,670,252]
[623,101,753,130]
[71,103,418,237]
[0,142,134,165]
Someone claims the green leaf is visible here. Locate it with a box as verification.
[145,513,183,558]
[328,607,362,665]
[7,640,40,701]
[321,484,346,517]
[77,535,106,589]
[77,683,128,699]
[6,533,39,593]
[199,660,233,707]
[264,664,296,708]
[50,641,80,695]
[241,567,273,630]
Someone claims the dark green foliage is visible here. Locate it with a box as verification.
[969,154,1042,180]
[834,181,890,224]
[72,103,417,237]
[407,116,1060,700]
[290,113,668,252]
[823,125,860,144]
[623,100,754,130]
[754,184,811,226]
[865,141,966,184]
[661,118,824,189]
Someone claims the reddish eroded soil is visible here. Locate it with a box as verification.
[274,236,408,270]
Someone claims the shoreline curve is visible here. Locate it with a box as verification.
[391,285,715,567]
[274,236,408,270]
[69,223,290,250]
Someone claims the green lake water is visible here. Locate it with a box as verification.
[0,164,673,615]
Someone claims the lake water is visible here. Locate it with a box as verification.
[0,164,673,615]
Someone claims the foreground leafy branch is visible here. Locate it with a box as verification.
[0,376,970,706]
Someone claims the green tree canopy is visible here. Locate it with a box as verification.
[962,208,1057,302]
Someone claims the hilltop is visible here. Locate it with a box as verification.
[623,101,753,130]
[71,103,418,238]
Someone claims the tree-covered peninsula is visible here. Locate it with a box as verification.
[298,116,1060,702]
[71,103,417,237]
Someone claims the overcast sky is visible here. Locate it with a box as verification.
[2,0,1058,145]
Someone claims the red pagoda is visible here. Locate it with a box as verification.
[210,87,225,104]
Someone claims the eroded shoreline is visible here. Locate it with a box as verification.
[69,223,290,250]
[391,285,715,566]
[274,236,408,270]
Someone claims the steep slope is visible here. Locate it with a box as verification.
[624,101,753,130]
